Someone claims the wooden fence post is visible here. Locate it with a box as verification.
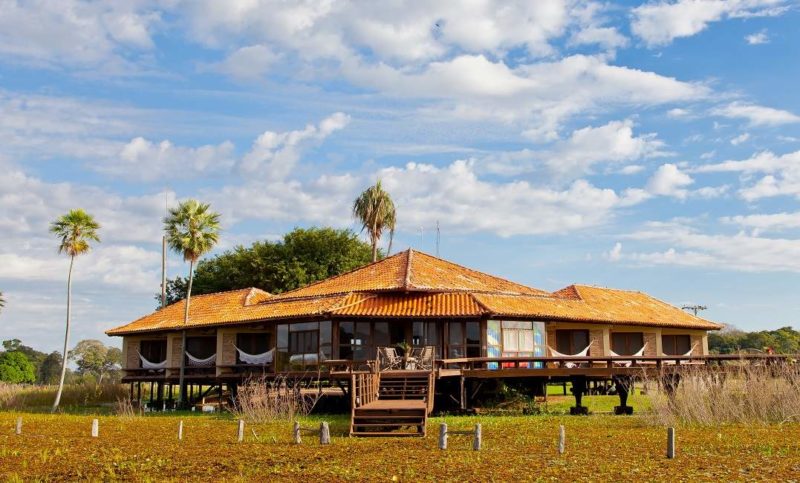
[667,427,675,459]
[558,425,565,455]
[472,424,481,451]
[320,422,331,445]
[91,419,99,438]
[178,420,184,441]
[237,419,245,443]
[15,417,22,435]
[293,421,301,444]
[439,423,448,450]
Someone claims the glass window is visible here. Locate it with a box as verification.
[611,332,644,356]
[449,323,463,345]
[466,322,480,345]
[447,321,481,359]
[662,334,691,355]
[373,322,390,347]
[556,329,590,355]
[139,340,166,366]
[236,333,270,363]
[497,321,545,368]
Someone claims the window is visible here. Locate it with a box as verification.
[496,321,545,369]
[611,332,644,356]
[556,330,590,356]
[275,322,332,369]
[185,336,216,366]
[662,334,691,355]
[236,333,270,364]
[412,321,440,357]
[338,321,372,360]
[139,340,166,366]
[447,321,481,358]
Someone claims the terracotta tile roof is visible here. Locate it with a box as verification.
[473,285,722,330]
[270,249,548,299]
[331,292,484,318]
[106,250,723,335]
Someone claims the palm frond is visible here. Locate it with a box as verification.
[49,209,101,257]
[352,180,397,260]
[164,199,221,262]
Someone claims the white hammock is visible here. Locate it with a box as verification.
[548,342,593,368]
[138,352,167,370]
[610,343,648,367]
[661,343,698,365]
[186,351,217,367]
[235,346,274,365]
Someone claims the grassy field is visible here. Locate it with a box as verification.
[2,410,799,481]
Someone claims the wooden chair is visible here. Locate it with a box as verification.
[378,347,402,371]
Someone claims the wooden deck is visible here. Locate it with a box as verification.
[350,371,434,437]
[359,399,427,410]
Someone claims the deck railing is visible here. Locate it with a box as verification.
[351,372,380,409]
[438,354,798,371]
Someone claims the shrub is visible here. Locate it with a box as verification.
[0,351,36,384]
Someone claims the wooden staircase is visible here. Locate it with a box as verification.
[350,371,435,437]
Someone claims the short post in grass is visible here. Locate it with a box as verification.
[178,420,184,441]
[237,419,245,443]
[15,417,22,435]
[91,419,99,438]
[293,421,301,444]
[558,425,565,455]
[666,427,676,459]
[472,424,481,451]
[320,422,331,445]
[438,423,448,450]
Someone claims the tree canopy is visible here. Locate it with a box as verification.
[709,326,800,354]
[353,180,396,262]
[69,339,122,384]
[160,227,376,305]
[0,350,36,384]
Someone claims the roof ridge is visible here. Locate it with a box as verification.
[403,248,414,290]
[270,250,409,299]
[410,250,546,294]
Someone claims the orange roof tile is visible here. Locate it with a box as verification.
[106,249,723,335]
[270,249,548,299]
[331,292,484,318]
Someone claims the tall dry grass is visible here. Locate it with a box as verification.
[232,376,321,423]
[647,362,800,426]
[0,382,128,410]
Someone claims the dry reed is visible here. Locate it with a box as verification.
[646,362,800,426]
[231,376,321,423]
[0,382,128,410]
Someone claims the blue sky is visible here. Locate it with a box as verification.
[1,0,800,352]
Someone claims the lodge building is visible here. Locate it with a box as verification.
[106,249,722,424]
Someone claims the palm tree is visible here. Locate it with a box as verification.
[164,199,221,408]
[0,291,5,312]
[50,209,100,412]
[353,180,397,262]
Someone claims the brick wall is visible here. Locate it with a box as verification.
[643,332,658,356]
[589,328,605,356]
[221,331,236,365]
[125,338,140,369]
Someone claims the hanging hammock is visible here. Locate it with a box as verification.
[610,343,648,367]
[186,351,217,367]
[547,341,593,368]
[138,352,167,370]
[234,346,274,365]
[661,343,698,365]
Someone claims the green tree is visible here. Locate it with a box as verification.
[353,180,397,262]
[2,339,47,382]
[159,227,375,304]
[49,209,100,412]
[164,199,220,407]
[38,352,65,385]
[0,351,36,384]
[69,340,122,384]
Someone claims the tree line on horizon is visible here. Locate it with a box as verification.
[0,338,121,385]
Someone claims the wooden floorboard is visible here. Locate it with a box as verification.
[359,399,427,410]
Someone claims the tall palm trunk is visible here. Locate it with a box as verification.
[177,259,194,408]
[371,237,378,262]
[52,255,74,412]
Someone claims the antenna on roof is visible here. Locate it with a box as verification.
[161,189,168,309]
[436,220,440,257]
[681,305,707,316]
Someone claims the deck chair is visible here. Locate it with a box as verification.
[377,347,402,371]
[609,343,648,367]
[548,341,593,368]
[416,346,434,371]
